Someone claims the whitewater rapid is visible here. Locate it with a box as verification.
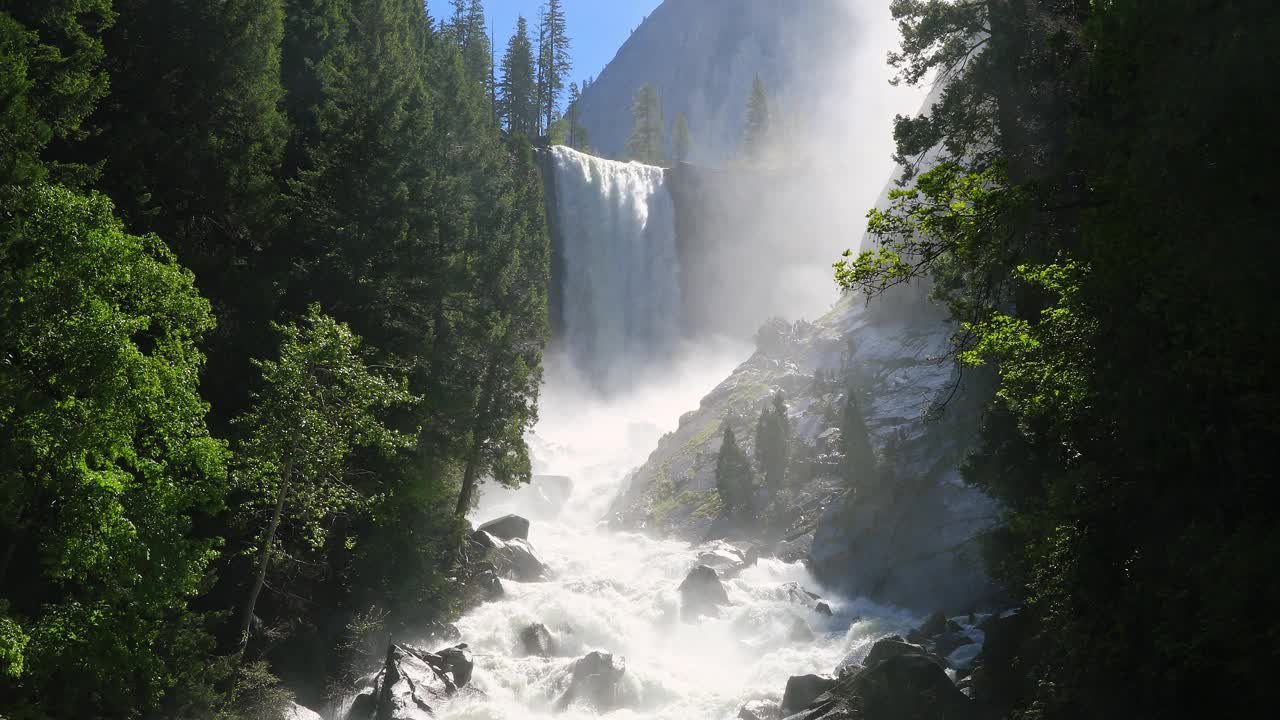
[439,354,921,720]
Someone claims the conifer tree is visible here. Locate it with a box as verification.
[536,0,571,135]
[673,112,693,163]
[715,425,755,515]
[840,388,876,488]
[626,82,667,166]
[743,74,771,162]
[499,15,538,137]
[755,391,791,493]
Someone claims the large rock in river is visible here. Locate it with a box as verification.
[678,565,730,620]
[520,622,557,657]
[556,651,628,711]
[471,530,547,581]
[375,645,453,720]
[477,514,530,541]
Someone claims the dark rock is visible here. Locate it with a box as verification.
[931,630,975,658]
[679,565,730,620]
[556,651,627,711]
[782,581,833,617]
[421,621,462,647]
[844,653,973,720]
[739,698,782,720]
[472,531,547,582]
[437,643,473,687]
[477,514,531,541]
[346,690,376,720]
[918,611,948,638]
[781,674,837,714]
[469,569,504,604]
[864,636,943,670]
[788,617,816,643]
[815,601,833,617]
[376,644,451,720]
[520,623,557,657]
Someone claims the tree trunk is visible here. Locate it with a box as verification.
[455,360,497,516]
[239,456,294,649]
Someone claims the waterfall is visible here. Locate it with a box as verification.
[545,146,684,389]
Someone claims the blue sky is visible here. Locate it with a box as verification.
[479,0,663,90]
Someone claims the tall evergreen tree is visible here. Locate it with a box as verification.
[715,424,754,516]
[755,391,791,493]
[0,0,113,187]
[535,0,570,136]
[673,112,692,163]
[499,15,538,138]
[743,74,771,161]
[626,82,666,166]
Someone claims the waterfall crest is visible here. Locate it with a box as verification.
[546,146,684,389]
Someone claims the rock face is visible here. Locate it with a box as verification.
[782,674,838,714]
[575,0,862,165]
[520,623,557,657]
[375,645,453,720]
[678,565,730,620]
[779,641,974,720]
[470,530,547,582]
[557,651,628,711]
[610,289,998,612]
[476,514,530,541]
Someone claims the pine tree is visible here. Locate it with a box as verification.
[755,391,791,494]
[499,15,538,138]
[626,82,667,166]
[743,74,771,162]
[536,0,571,136]
[715,424,755,515]
[840,388,876,488]
[673,112,692,163]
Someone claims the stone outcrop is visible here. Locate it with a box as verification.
[556,651,628,712]
[678,565,731,620]
[782,674,838,714]
[470,530,547,582]
[476,514,530,541]
[519,623,557,657]
[609,289,998,612]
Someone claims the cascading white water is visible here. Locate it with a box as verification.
[547,146,684,388]
[437,352,924,720]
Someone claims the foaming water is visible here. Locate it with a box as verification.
[447,352,920,720]
[548,145,683,391]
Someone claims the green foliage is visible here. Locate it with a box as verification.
[842,1,1280,717]
[0,183,226,715]
[714,424,755,516]
[499,15,539,138]
[535,0,571,135]
[754,391,791,494]
[0,0,113,186]
[626,82,667,166]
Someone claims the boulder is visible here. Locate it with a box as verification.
[739,698,782,720]
[782,582,833,616]
[520,622,557,657]
[843,653,973,720]
[474,569,504,600]
[556,651,627,711]
[346,690,376,720]
[286,702,323,720]
[477,514,531,541]
[788,616,816,643]
[781,674,837,714]
[436,643,474,687]
[678,565,730,620]
[864,636,943,670]
[472,531,547,582]
[696,541,748,571]
[931,630,975,658]
[375,645,452,720]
